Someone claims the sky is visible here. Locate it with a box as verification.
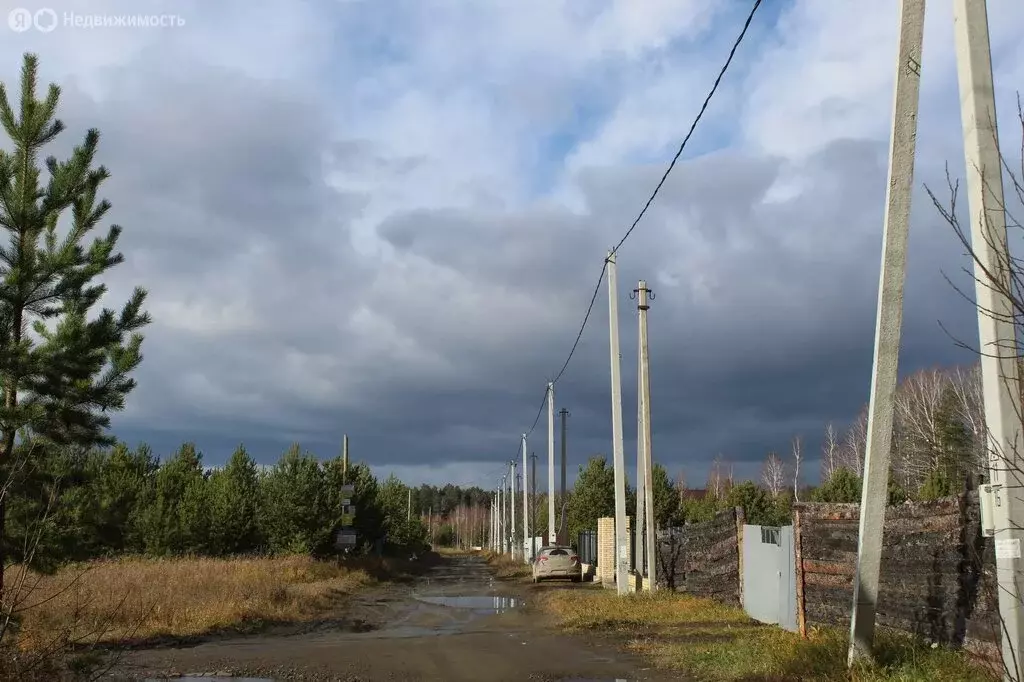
[1,0,1023,490]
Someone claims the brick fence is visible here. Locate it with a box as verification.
[655,507,743,607]
[794,493,999,657]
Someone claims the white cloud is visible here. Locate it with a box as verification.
[1,0,1022,486]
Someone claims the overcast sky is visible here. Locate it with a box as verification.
[2,0,1023,489]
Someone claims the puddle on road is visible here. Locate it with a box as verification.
[414,595,521,613]
[145,678,274,682]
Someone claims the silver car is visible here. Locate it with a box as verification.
[531,545,582,583]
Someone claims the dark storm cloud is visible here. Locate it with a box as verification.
[3,0,1010,492]
[360,135,986,488]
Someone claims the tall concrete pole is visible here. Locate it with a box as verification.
[638,281,657,590]
[510,460,517,557]
[522,434,529,560]
[634,314,646,579]
[531,452,538,560]
[848,0,925,665]
[547,382,556,544]
[954,3,1024,678]
[606,250,629,595]
[342,434,349,485]
[498,476,505,554]
[559,408,570,544]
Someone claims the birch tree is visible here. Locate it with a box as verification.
[821,423,840,480]
[761,453,785,499]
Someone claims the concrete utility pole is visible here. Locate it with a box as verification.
[342,434,349,485]
[510,460,517,557]
[547,382,556,545]
[492,494,497,551]
[849,0,925,665]
[531,452,538,560]
[522,434,529,560]
[498,476,505,554]
[635,280,657,589]
[558,408,570,545]
[606,250,629,595]
[634,324,646,579]
[954,2,1024,678]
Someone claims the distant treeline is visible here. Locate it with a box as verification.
[3,441,467,571]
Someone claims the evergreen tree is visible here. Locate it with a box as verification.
[378,473,409,539]
[207,444,261,555]
[650,462,680,528]
[258,444,329,554]
[139,443,203,554]
[933,387,973,491]
[347,462,385,550]
[0,53,150,590]
[566,456,615,541]
[726,481,790,526]
[812,468,862,503]
[89,442,156,554]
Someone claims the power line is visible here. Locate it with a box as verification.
[551,261,607,385]
[507,0,763,452]
[612,0,763,255]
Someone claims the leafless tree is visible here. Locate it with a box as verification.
[791,436,803,501]
[838,408,867,477]
[708,455,727,501]
[675,471,688,506]
[949,362,988,475]
[821,422,840,481]
[761,453,786,499]
[893,367,950,489]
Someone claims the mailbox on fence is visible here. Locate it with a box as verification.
[336,484,358,548]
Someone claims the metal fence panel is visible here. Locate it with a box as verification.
[577,529,598,566]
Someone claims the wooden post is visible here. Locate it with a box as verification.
[794,505,807,638]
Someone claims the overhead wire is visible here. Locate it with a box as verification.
[504,0,764,465]
[611,0,763,254]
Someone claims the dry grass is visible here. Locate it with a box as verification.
[539,589,992,682]
[482,551,531,580]
[8,554,402,650]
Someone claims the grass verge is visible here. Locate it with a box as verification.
[9,553,426,651]
[538,588,992,682]
[482,551,531,580]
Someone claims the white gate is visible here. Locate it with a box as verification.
[742,525,798,632]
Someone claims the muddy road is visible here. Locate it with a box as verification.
[112,555,677,682]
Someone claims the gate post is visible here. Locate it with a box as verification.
[735,506,745,607]
[794,505,807,638]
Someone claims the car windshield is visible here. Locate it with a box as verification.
[549,549,568,555]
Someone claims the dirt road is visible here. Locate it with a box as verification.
[111,554,676,682]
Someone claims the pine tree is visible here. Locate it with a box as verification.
[0,54,150,593]
[258,444,329,555]
[566,456,615,542]
[207,444,261,555]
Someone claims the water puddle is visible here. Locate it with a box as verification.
[414,595,521,613]
[145,678,274,682]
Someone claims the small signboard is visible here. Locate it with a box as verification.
[341,513,355,526]
[336,530,357,547]
[340,484,355,497]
